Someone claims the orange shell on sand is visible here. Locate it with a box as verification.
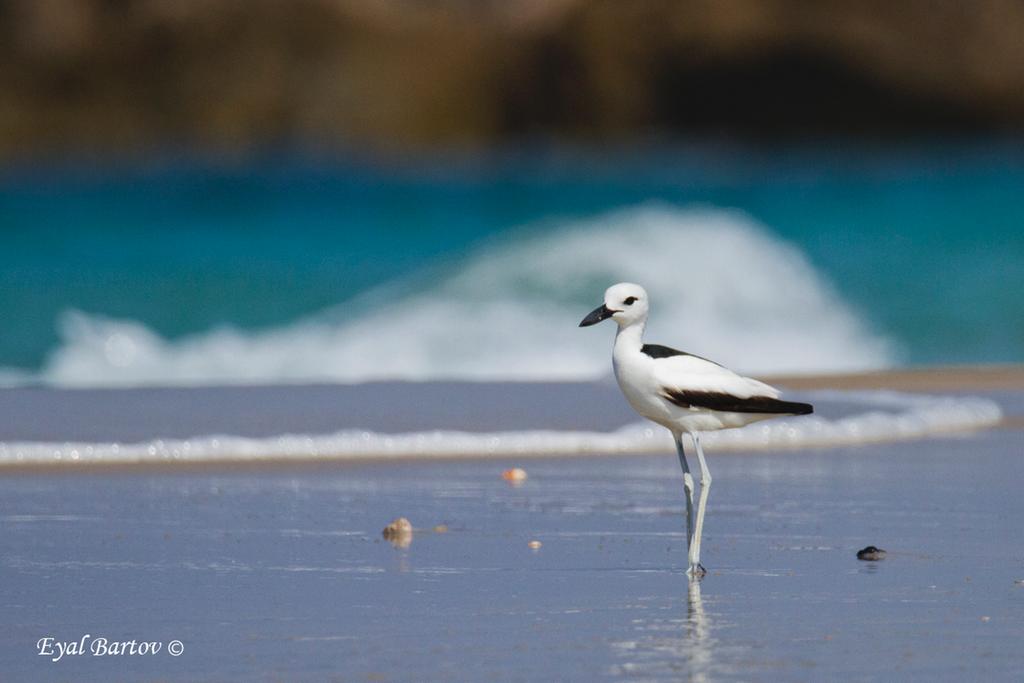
[502,468,528,483]
[528,540,542,549]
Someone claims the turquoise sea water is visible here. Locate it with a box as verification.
[1,142,1022,385]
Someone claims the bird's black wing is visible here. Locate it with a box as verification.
[661,389,814,415]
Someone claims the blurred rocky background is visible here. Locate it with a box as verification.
[3,0,1024,161]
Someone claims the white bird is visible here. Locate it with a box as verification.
[580,282,813,577]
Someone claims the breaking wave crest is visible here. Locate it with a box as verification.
[24,204,893,387]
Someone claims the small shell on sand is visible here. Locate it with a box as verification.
[382,517,412,537]
[382,517,413,547]
[528,540,542,550]
[432,524,449,533]
[502,467,528,484]
[856,545,886,561]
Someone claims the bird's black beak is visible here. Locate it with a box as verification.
[579,304,615,327]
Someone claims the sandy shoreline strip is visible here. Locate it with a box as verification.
[769,364,1024,431]
[765,364,1024,392]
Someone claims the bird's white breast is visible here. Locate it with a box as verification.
[612,343,679,428]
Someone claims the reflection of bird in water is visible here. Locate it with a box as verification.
[685,579,712,682]
[581,283,813,576]
[611,578,717,679]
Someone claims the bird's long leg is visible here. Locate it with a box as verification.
[673,431,695,562]
[689,432,711,577]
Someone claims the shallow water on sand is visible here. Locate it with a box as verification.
[2,429,1023,681]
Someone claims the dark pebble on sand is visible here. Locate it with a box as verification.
[857,545,886,561]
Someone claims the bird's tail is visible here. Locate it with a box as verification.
[775,400,813,415]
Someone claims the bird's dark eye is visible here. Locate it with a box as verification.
[624,296,638,305]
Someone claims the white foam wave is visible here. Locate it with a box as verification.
[26,204,893,387]
[0,392,1000,468]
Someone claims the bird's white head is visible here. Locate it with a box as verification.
[579,282,649,329]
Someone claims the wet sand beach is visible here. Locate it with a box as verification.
[1,368,1022,680]
[3,430,1024,681]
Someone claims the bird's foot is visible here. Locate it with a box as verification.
[686,563,707,578]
